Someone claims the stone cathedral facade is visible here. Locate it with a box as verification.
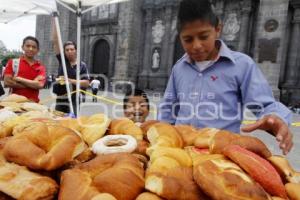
[36,0,300,105]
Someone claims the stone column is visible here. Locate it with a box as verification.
[140,9,152,75]
[160,6,172,75]
[214,0,225,21]
[238,0,252,53]
[285,1,300,86]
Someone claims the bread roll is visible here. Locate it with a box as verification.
[136,192,164,200]
[3,122,85,171]
[268,155,300,184]
[193,155,271,200]
[223,145,287,199]
[285,183,300,200]
[147,123,183,150]
[109,118,143,140]
[59,153,144,200]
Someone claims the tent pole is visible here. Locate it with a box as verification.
[53,12,74,114]
[56,0,76,13]
[76,0,82,117]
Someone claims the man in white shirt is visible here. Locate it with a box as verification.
[90,77,101,102]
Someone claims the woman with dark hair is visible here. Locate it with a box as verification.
[3,36,46,102]
[158,0,293,155]
[52,21,89,116]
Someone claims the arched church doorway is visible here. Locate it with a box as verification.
[92,39,110,89]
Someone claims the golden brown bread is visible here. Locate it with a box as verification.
[285,183,300,200]
[58,114,111,146]
[194,129,272,158]
[193,154,271,200]
[0,140,58,200]
[109,118,143,140]
[223,145,287,199]
[146,166,209,200]
[59,153,144,200]
[145,147,207,200]
[3,122,85,171]
[140,120,160,137]
[0,116,29,138]
[175,125,200,146]
[268,156,300,184]
[1,94,29,103]
[91,193,117,200]
[136,192,164,200]
[79,114,111,146]
[147,123,183,150]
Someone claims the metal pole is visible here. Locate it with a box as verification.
[53,12,74,114]
[76,0,82,116]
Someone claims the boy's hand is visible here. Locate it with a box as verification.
[241,115,293,155]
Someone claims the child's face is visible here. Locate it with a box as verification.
[180,19,221,62]
[22,39,39,59]
[124,95,149,123]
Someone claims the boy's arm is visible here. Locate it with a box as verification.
[157,70,178,124]
[3,59,25,89]
[239,62,293,154]
[14,66,46,89]
[4,75,26,89]
[14,75,45,89]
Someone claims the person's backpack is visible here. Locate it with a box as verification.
[5,58,20,94]
[12,58,20,77]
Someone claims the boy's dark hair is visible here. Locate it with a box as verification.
[177,0,219,33]
[123,88,150,110]
[63,41,77,50]
[22,36,40,49]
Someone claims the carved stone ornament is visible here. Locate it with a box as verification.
[222,13,241,41]
[152,20,165,44]
[264,19,279,32]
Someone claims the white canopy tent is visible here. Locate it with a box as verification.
[0,0,129,116]
[0,0,75,114]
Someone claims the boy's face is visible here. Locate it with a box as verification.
[22,40,39,59]
[180,19,221,62]
[124,95,149,123]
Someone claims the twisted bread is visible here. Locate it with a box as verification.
[193,129,272,158]
[268,156,300,184]
[109,118,143,140]
[285,183,300,200]
[147,123,183,151]
[58,114,111,146]
[145,147,207,200]
[0,138,58,200]
[146,166,209,200]
[193,154,271,200]
[59,153,144,200]
[79,114,111,146]
[3,122,85,171]
[136,192,164,200]
[140,120,160,137]
[223,145,287,199]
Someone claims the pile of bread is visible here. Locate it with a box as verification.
[0,97,299,200]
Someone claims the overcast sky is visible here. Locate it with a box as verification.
[0,15,36,51]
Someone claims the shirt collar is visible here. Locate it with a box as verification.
[20,56,41,65]
[183,39,236,65]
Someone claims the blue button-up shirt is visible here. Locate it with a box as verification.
[158,40,291,133]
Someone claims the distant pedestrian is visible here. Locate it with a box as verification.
[90,77,101,102]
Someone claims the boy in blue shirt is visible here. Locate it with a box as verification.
[158,0,293,154]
